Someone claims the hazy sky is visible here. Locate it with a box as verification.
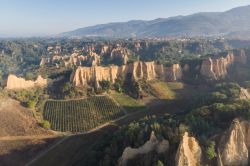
[0,0,250,37]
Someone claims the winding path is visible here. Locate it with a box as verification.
[0,135,59,141]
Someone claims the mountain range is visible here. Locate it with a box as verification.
[61,5,250,38]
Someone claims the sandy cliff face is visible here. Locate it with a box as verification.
[42,51,101,67]
[166,64,183,81]
[128,61,157,80]
[200,53,234,80]
[239,88,250,100]
[72,65,118,87]
[71,61,183,87]
[218,119,249,166]
[100,45,112,55]
[240,121,250,148]
[200,58,217,80]
[39,57,51,66]
[118,131,169,166]
[87,51,101,66]
[200,50,247,80]
[6,74,48,90]
[134,42,141,52]
[234,49,247,64]
[84,45,95,53]
[110,47,130,65]
[175,132,202,166]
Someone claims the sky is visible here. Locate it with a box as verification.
[0,0,250,37]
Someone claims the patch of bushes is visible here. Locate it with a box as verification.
[26,99,37,109]
[60,82,86,99]
[40,120,51,129]
[8,88,45,108]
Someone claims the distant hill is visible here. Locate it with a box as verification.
[61,5,250,38]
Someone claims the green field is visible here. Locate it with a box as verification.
[43,96,125,132]
[110,91,146,113]
[148,80,177,99]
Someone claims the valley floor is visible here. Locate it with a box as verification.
[27,81,205,166]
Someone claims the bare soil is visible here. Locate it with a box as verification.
[0,98,51,137]
[0,98,56,166]
[0,138,58,166]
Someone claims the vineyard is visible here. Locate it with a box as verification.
[43,96,125,132]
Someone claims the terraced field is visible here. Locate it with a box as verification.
[43,96,125,132]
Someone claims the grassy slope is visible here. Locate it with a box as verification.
[147,80,200,100]
[148,80,177,100]
[167,82,202,99]
[0,98,51,136]
[110,91,146,113]
[0,98,56,166]
[148,80,199,100]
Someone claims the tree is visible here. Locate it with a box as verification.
[60,82,83,99]
[157,160,164,166]
[210,92,227,102]
[61,82,72,94]
[100,80,111,92]
[211,103,225,112]
[205,141,217,160]
[114,82,122,92]
[179,123,189,135]
[25,72,34,80]
[134,81,141,93]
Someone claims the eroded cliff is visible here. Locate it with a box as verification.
[110,47,131,65]
[200,50,247,80]
[71,61,183,87]
[175,132,202,166]
[239,88,250,100]
[218,119,250,166]
[41,51,101,67]
[118,131,169,166]
[6,74,48,90]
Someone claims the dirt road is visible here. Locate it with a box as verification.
[0,135,59,141]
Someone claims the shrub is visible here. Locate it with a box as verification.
[243,81,250,89]
[26,100,37,109]
[40,120,51,129]
[179,123,189,135]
